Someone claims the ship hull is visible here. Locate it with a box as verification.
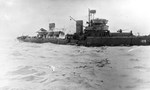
[17,36,150,46]
[84,37,150,46]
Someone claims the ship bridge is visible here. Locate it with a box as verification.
[84,13,110,37]
[92,18,108,25]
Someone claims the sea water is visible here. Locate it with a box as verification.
[0,38,150,90]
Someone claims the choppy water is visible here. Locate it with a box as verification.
[0,38,150,90]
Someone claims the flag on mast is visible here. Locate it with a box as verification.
[89,10,96,14]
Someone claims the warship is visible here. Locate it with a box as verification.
[17,9,150,46]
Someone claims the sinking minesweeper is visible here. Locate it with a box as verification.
[17,9,150,46]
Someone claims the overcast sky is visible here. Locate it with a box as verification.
[0,0,150,38]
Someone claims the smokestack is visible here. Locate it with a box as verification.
[76,20,83,34]
[49,23,55,31]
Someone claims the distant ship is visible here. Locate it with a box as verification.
[17,9,150,46]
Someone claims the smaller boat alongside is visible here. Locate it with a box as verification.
[17,26,68,44]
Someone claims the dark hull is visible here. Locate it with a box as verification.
[84,37,150,46]
[17,36,150,46]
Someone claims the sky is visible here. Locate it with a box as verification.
[0,0,150,39]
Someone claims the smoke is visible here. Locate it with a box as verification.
[0,0,150,39]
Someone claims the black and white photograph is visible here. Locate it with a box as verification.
[0,0,150,90]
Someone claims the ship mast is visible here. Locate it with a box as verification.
[88,9,91,26]
[88,9,96,26]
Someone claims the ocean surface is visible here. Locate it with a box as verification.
[0,38,150,90]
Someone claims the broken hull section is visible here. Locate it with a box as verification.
[17,37,68,44]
